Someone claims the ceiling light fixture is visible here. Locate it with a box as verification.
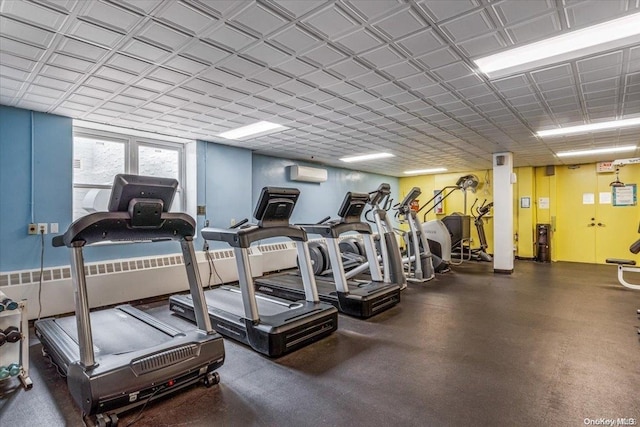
[219,121,288,140]
[340,152,395,163]
[474,11,640,79]
[537,117,640,137]
[403,168,448,175]
[556,145,637,158]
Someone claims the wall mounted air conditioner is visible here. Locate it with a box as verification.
[289,165,328,183]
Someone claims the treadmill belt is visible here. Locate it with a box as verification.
[257,275,336,300]
[54,309,171,357]
[204,286,303,317]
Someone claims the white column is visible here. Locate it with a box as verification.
[492,152,514,274]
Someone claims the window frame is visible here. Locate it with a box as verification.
[72,127,187,219]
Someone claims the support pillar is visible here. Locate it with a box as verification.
[493,152,514,274]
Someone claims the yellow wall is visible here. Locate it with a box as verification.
[399,170,495,253]
[514,167,536,258]
[399,161,640,265]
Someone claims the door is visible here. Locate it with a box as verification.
[556,164,639,264]
[594,173,638,263]
[555,166,597,263]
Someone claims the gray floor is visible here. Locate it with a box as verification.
[1,260,639,426]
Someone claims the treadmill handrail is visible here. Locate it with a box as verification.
[202,224,307,248]
[300,222,372,238]
[54,211,195,247]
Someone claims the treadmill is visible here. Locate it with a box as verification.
[34,174,225,426]
[255,191,401,318]
[169,187,338,357]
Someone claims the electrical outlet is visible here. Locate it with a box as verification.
[230,218,236,226]
[50,223,59,233]
[38,223,48,234]
[28,223,38,235]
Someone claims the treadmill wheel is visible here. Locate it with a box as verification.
[204,371,221,388]
[93,413,118,427]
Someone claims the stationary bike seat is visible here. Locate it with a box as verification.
[605,258,636,265]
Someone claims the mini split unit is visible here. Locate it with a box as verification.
[289,165,328,183]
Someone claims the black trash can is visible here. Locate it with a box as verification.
[536,224,551,262]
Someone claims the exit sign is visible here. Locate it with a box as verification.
[597,161,615,173]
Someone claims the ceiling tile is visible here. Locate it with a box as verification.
[181,40,230,65]
[219,56,263,77]
[440,10,494,42]
[346,0,404,21]
[303,4,358,39]
[303,44,346,67]
[1,0,68,32]
[232,3,287,37]
[0,52,37,72]
[328,58,370,79]
[457,32,506,57]
[121,39,170,62]
[156,1,216,34]
[432,62,472,80]
[418,0,479,22]
[205,24,257,51]
[416,47,460,69]
[250,68,290,86]
[275,58,317,76]
[107,53,152,74]
[396,28,444,56]
[137,21,192,51]
[492,0,554,25]
[334,29,383,54]
[272,0,326,18]
[381,61,421,80]
[164,55,209,74]
[374,8,425,39]
[360,46,404,68]
[245,42,290,66]
[350,72,388,88]
[269,26,321,53]
[0,16,55,47]
[68,20,123,48]
[81,1,142,33]
[147,67,189,85]
[564,0,628,28]
[505,13,561,44]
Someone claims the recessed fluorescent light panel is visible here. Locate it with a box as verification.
[556,145,637,158]
[340,153,395,163]
[404,168,448,175]
[219,121,288,140]
[537,117,640,137]
[474,12,640,78]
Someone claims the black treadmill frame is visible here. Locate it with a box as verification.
[169,187,338,357]
[34,175,225,421]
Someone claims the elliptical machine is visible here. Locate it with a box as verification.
[416,175,480,268]
[467,198,493,262]
[394,187,440,280]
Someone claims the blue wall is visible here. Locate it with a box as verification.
[0,106,73,270]
[197,141,253,249]
[0,105,399,271]
[251,154,399,225]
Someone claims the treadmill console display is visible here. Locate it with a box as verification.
[254,187,300,227]
[108,174,178,212]
[337,192,368,223]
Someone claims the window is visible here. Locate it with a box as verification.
[73,128,186,220]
